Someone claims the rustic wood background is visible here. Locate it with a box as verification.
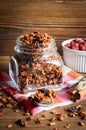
[0,0,86,56]
[0,1,86,130]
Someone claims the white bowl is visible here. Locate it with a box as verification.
[62,38,86,73]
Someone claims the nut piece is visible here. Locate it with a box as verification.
[58,114,67,121]
[49,117,56,122]
[68,112,76,117]
[64,123,71,129]
[6,104,13,108]
[24,110,30,116]
[7,124,13,128]
[51,110,57,114]
[78,121,84,126]
[48,122,56,126]
[14,109,19,113]
[27,116,34,120]
[22,121,28,127]
[42,114,47,118]
[53,128,60,130]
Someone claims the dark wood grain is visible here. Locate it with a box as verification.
[1,27,86,56]
[0,1,86,56]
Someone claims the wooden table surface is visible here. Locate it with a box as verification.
[0,0,86,130]
[0,56,86,130]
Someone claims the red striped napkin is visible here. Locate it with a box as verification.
[0,66,85,115]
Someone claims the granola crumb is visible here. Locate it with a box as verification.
[78,121,84,126]
[64,123,71,129]
[7,124,13,128]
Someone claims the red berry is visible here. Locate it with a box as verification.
[65,39,86,51]
[79,44,85,51]
[71,46,77,50]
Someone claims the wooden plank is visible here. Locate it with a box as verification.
[0,56,9,72]
[0,0,86,3]
[0,2,86,26]
[63,0,86,2]
[0,26,86,56]
[1,26,86,38]
[0,1,86,56]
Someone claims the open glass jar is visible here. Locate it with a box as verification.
[9,32,63,92]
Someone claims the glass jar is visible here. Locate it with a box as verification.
[9,32,63,92]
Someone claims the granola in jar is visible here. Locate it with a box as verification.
[9,32,63,92]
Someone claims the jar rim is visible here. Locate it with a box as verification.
[14,45,57,54]
[16,37,56,46]
[15,37,58,54]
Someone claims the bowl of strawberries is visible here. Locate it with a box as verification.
[62,38,86,73]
